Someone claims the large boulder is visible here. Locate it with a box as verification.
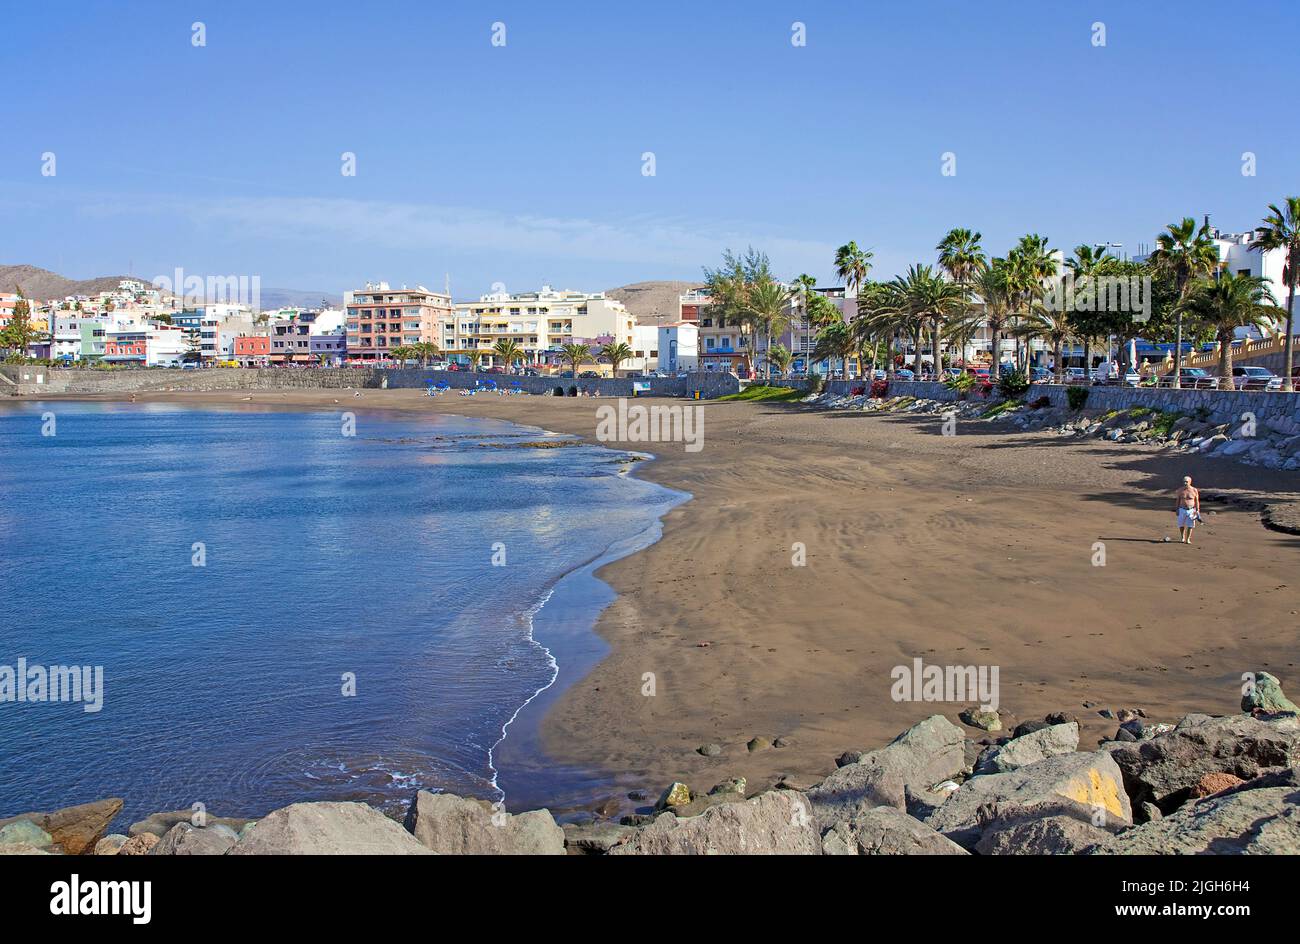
[0,820,55,851]
[1099,786,1300,855]
[821,806,967,855]
[1109,713,1300,812]
[403,792,564,855]
[1242,671,1299,716]
[608,791,820,855]
[562,823,633,855]
[150,822,239,855]
[926,751,1132,849]
[974,722,1079,774]
[128,809,253,839]
[805,715,966,827]
[975,812,1116,855]
[0,798,123,855]
[228,802,433,855]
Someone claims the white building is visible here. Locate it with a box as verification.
[450,285,636,367]
[657,322,699,373]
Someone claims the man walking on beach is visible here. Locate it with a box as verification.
[1175,475,1201,544]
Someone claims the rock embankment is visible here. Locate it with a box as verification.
[4,671,1297,855]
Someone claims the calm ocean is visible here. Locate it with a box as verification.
[0,401,684,825]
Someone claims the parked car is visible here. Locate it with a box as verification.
[1064,367,1091,384]
[1159,367,1219,389]
[895,368,916,381]
[579,370,600,378]
[1232,365,1283,391]
[1029,366,1053,382]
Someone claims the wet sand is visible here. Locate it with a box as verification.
[30,387,1300,803]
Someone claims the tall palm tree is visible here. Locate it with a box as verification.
[1006,234,1059,373]
[834,241,873,295]
[388,344,413,366]
[467,349,484,373]
[1183,272,1280,390]
[1252,197,1300,391]
[973,261,1014,380]
[492,338,523,372]
[1147,217,1219,387]
[811,321,856,380]
[855,281,908,380]
[936,228,986,288]
[560,342,592,374]
[599,341,634,376]
[889,265,964,377]
[744,277,792,379]
[790,273,818,372]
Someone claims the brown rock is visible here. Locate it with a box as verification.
[117,833,160,855]
[0,798,123,855]
[1192,772,1246,798]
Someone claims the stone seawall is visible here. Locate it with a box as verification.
[5,367,741,399]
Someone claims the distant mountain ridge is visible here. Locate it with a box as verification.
[0,264,342,310]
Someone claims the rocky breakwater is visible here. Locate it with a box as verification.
[4,672,1297,855]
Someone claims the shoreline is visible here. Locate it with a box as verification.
[12,387,1300,814]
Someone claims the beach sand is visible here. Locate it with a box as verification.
[34,387,1300,802]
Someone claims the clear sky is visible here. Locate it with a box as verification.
[2,1,1296,299]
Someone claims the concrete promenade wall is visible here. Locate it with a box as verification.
[4,366,741,399]
[773,376,1300,434]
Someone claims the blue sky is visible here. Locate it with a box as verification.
[2,1,1296,299]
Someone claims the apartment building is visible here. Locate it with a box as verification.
[103,321,187,366]
[50,314,109,362]
[198,304,257,362]
[449,286,635,367]
[344,283,451,362]
[681,290,749,373]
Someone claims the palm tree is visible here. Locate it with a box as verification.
[1006,234,1059,373]
[702,247,772,376]
[743,277,792,379]
[411,340,440,366]
[855,281,908,380]
[1018,307,1073,382]
[973,262,1014,380]
[388,344,413,366]
[1064,244,1118,374]
[834,241,873,295]
[766,343,794,377]
[560,342,592,374]
[887,265,964,378]
[790,273,818,371]
[466,349,484,373]
[1252,198,1300,391]
[1183,273,1280,390]
[811,321,856,380]
[936,228,986,288]
[1147,217,1219,387]
[492,338,523,372]
[599,341,634,376]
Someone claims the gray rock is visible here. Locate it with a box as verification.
[229,801,433,855]
[822,806,967,855]
[927,751,1133,849]
[1109,713,1300,811]
[0,820,54,850]
[974,722,1079,774]
[696,743,722,757]
[562,822,633,855]
[708,777,747,796]
[1099,786,1300,854]
[746,736,773,752]
[806,715,966,828]
[608,791,820,855]
[1242,670,1300,716]
[1140,802,1163,823]
[403,791,564,855]
[150,822,238,855]
[959,707,1001,731]
[975,813,1116,855]
[128,809,253,839]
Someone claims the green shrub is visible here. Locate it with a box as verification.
[1066,386,1089,410]
[943,373,977,398]
[997,368,1029,399]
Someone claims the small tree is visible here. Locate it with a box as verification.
[766,343,794,377]
[599,341,634,376]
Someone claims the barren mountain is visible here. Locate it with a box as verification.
[0,264,146,301]
[605,280,702,327]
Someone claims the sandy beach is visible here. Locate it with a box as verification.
[33,387,1300,804]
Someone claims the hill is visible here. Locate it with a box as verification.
[605,280,702,328]
[0,264,145,301]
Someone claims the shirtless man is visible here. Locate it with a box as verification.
[1174,475,1201,544]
